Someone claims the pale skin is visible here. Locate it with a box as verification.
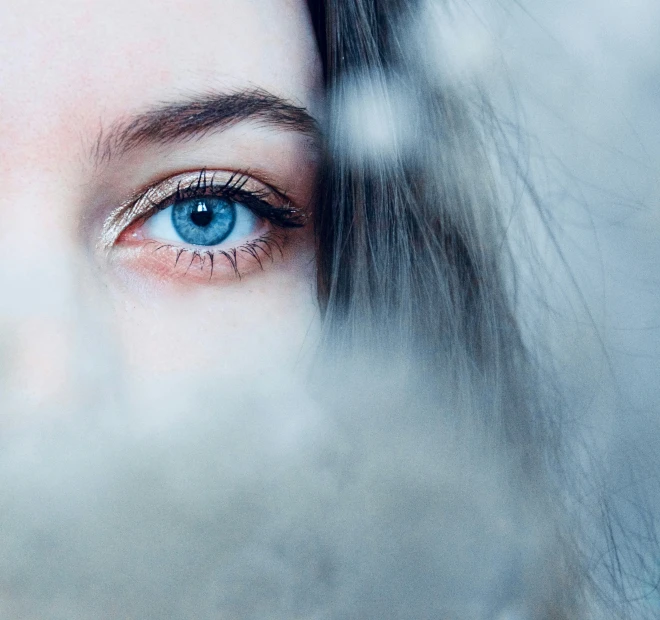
[0,0,323,421]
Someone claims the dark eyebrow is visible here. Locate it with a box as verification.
[93,88,320,164]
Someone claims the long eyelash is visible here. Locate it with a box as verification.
[145,232,283,278]
[149,169,307,230]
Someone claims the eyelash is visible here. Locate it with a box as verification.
[111,169,307,279]
[145,170,305,229]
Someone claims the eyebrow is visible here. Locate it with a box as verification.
[93,88,320,164]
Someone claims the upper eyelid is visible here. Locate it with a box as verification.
[98,169,292,250]
[140,171,280,215]
[143,170,286,211]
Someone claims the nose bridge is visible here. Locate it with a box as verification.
[0,169,101,423]
[0,10,123,425]
[0,169,81,317]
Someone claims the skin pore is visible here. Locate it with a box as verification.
[0,0,323,419]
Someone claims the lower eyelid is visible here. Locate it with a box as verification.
[111,229,286,285]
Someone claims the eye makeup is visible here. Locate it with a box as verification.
[99,169,309,283]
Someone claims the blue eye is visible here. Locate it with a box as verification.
[172,197,235,245]
[144,196,259,247]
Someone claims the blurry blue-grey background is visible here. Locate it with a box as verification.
[487,2,660,608]
[469,0,659,456]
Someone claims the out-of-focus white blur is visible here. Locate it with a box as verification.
[0,359,563,619]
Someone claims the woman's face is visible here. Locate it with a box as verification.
[0,0,322,419]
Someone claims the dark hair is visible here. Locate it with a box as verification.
[306,3,660,619]
[308,2,554,463]
[304,0,660,617]
[305,0,585,617]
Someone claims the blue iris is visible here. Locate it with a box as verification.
[171,198,236,246]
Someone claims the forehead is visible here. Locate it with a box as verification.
[0,0,320,149]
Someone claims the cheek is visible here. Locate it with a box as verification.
[107,238,319,391]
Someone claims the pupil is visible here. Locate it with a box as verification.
[190,202,213,227]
